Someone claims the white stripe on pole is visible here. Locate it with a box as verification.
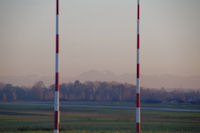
[136,107,140,123]
[54,130,58,133]
[54,91,59,111]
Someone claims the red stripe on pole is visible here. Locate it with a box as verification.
[137,64,140,78]
[137,34,140,49]
[136,93,140,107]
[56,73,59,91]
[136,123,141,132]
[56,34,59,53]
[56,0,59,15]
[138,5,140,19]
[54,111,59,130]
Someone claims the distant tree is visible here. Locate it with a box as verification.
[29,81,46,100]
[0,80,199,104]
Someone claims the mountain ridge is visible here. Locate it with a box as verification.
[0,70,199,89]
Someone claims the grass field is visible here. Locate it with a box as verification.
[0,102,200,133]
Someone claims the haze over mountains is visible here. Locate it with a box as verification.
[0,70,199,89]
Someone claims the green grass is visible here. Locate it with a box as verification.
[0,130,198,133]
[0,102,200,133]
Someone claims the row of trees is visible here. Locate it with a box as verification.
[0,81,199,104]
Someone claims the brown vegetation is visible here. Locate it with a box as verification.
[0,81,199,104]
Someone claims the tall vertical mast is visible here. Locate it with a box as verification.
[54,0,60,133]
[136,0,141,133]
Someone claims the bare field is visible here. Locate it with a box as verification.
[0,102,200,133]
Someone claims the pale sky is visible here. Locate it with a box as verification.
[0,0,200,79]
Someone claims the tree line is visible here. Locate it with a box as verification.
[0,80,199,104]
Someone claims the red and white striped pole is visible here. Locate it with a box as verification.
[54,0,60,133]
[136,0,141,133]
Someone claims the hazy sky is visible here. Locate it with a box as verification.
[0,0,200,79]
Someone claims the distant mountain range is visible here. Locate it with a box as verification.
[0,70,200,89]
